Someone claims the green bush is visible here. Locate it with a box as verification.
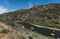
[0,29,9,34]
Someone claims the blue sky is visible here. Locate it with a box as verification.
[0,0,60,14]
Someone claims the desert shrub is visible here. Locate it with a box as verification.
[0,29,9,34]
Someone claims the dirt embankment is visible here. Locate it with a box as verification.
[0,22,18,39]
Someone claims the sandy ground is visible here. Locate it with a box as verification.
[0,22,9,29]
[0,22,18,39]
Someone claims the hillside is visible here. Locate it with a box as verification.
[0,4,60,28]
[0,22,55,39]
[0,3,60,39]
[0,4,60,23]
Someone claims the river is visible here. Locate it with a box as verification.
[19,22,60,39]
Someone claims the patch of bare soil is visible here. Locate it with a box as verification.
[0,23,10,29]
[0,22,18,39]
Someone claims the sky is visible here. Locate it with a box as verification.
[0,0,60,14]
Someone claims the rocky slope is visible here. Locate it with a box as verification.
[0,3,60,24]
[0,3,59,39]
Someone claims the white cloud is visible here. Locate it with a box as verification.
[0,6,8,14]
[3,0,10,6]
[28,3,33,8]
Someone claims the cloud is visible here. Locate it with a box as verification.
[3,0,10,6]
[28,3,33,8]
[0,6,8,14]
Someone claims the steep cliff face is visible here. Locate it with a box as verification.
[0,4,60,23]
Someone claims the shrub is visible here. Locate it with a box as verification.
[0,29,9,34]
